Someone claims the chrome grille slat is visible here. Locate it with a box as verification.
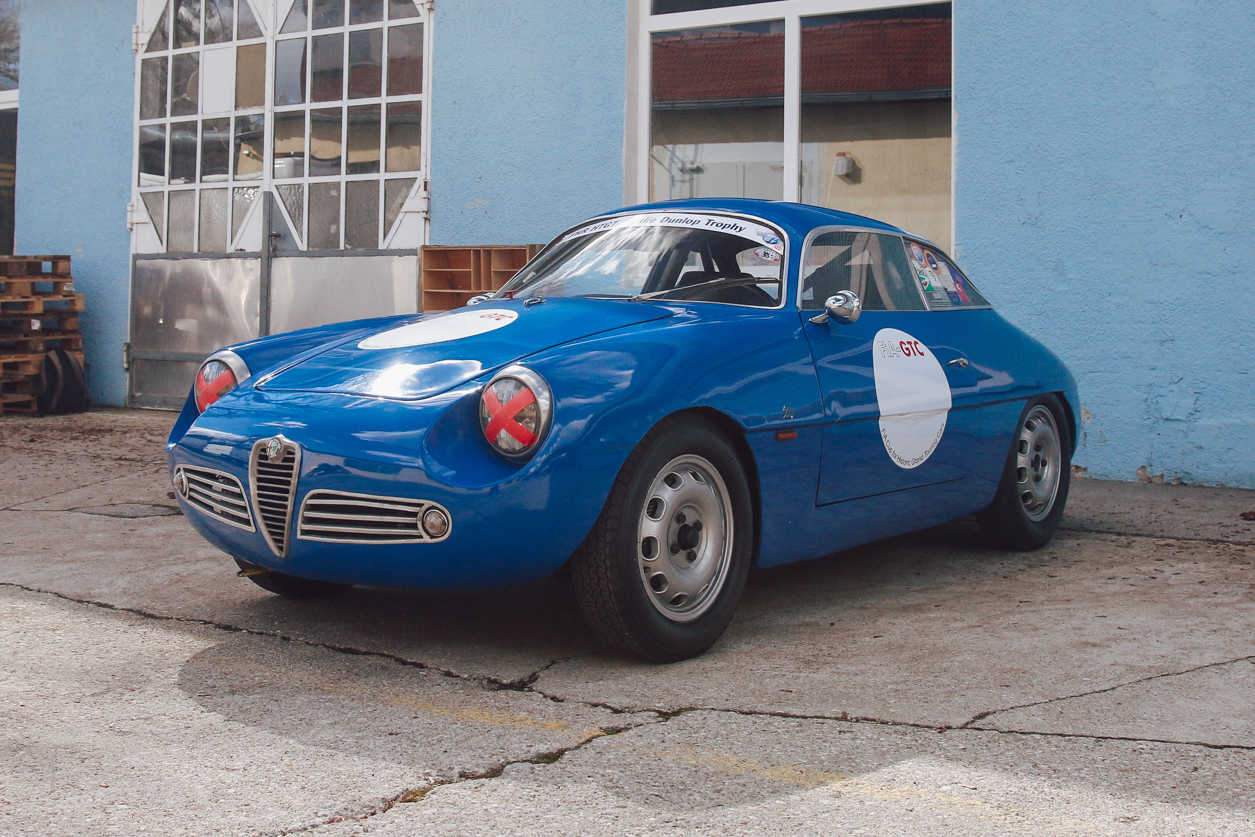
[176,466,254,532]
[297,490,451,545]
[249,438,300,558]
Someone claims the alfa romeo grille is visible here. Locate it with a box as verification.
[298,491,452,544]
[177,466,253,531]
[249,437,301,558]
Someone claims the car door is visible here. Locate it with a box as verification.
[799,229,1000,506]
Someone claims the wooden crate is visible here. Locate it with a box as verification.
[0,353,44,377]
[0,392,37,415]
[419,245,542,312]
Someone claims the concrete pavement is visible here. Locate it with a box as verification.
[1,408,1252,835]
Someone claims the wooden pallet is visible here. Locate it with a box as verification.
[0,277,75,298]
[0,256,72,277]
[0,353,44,377]
[0,316,82,336]
[0,333,84,353]
[0,375,35,395]
[0,392,37,415]
[0,295,84,316]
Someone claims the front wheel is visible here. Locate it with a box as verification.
[570,417,754,662]
[978,395,1072,551]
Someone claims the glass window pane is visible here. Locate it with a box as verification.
[281,0,308,33]
[200,118,231,181]
[274,38,308,105]
[650,22,784,201]
[348,29,382,98]
[309,182,341,249]
[140,57,168,120]
[146,2,170,52]
[904,241,988,308]
[386,23,423,96]
[173,0,202,47]
[205,0,234,44]
[383,177,414,236]
[238,0,263,39]
[141,192,166,243]
[351,0,383,24]
[345,180,379,249]
[312,0,345,29]
[311,33,344,102]
[235,43,266,108]
[234,114,265,179]
[384,101,421,172]
[273,111,307,178]
[388,0,420,20]
[168,190,196,252]
[231,186,258,242]
[346,104,380,174]
[277,183,305,238]
[800,6,953,251]
[801,232,923,311]
[310,107,343,176]
[199,188,229,252]
[169,121,198,184]
[138,125,167,186]
[171,52,200,117]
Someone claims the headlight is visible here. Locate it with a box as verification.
[194,350,251,413]
[478,365,553,460]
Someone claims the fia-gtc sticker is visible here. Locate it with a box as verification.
[359,309,519,349]
[872,328,951,469]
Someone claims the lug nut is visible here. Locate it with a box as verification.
[686,550,696,562]
[670,543,680,555]
[675,512,686,524]
[693,520,702,532]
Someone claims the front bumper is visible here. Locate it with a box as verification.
[167,387,607,589]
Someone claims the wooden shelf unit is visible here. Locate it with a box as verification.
[419,245,543,312]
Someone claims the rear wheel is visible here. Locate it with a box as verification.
[233,558,351,599]
[570,416,753,662]
[978,395,1071,551]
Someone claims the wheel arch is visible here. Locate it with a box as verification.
[659,406,764,567]
[1053,391,1080,458]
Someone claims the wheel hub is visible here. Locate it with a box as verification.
[637,454,733,623]
[1015,405,1061,522]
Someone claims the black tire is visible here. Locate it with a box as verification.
[978,395,1072,551]
[233,558,351,599]
[570,415,754,662]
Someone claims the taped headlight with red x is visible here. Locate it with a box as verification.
[479,365,553,459]
[194,350,250,413]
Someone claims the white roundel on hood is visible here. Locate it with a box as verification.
[358,309,518,350]
[872,328,951,469]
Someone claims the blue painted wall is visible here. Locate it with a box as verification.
[427,0,627,247]
[955,0,1255,487]
[15,0,135,406]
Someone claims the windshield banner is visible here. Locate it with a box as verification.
[561,212,785,254]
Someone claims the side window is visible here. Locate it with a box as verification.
[800,231,924,311]
[904,240,990,308]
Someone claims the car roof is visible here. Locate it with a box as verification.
[609,198,910,241]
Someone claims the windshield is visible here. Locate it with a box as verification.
[496,212,786,308]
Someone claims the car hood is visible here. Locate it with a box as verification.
[257,298,674,400]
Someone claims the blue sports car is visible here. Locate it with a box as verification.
[168,199,1077,661]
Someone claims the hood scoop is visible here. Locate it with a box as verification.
[258,298,672,400]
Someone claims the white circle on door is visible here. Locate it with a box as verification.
[872,328,951,469]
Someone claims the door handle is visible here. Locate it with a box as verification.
[947,357,969,369]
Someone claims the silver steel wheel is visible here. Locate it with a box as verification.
[1016,405,1061,522]
[636,454,734,623]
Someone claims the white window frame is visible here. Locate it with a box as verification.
[130,0,433,255]
[628,0,955,247]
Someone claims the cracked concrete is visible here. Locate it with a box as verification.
[2,408,1255,835]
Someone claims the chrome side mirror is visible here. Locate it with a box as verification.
[466,293,493,306]
[809,290,862,325]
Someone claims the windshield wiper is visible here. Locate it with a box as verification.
[633,276,780,302]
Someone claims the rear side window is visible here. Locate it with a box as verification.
[801,231,924,311]
[904,240,990,309]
